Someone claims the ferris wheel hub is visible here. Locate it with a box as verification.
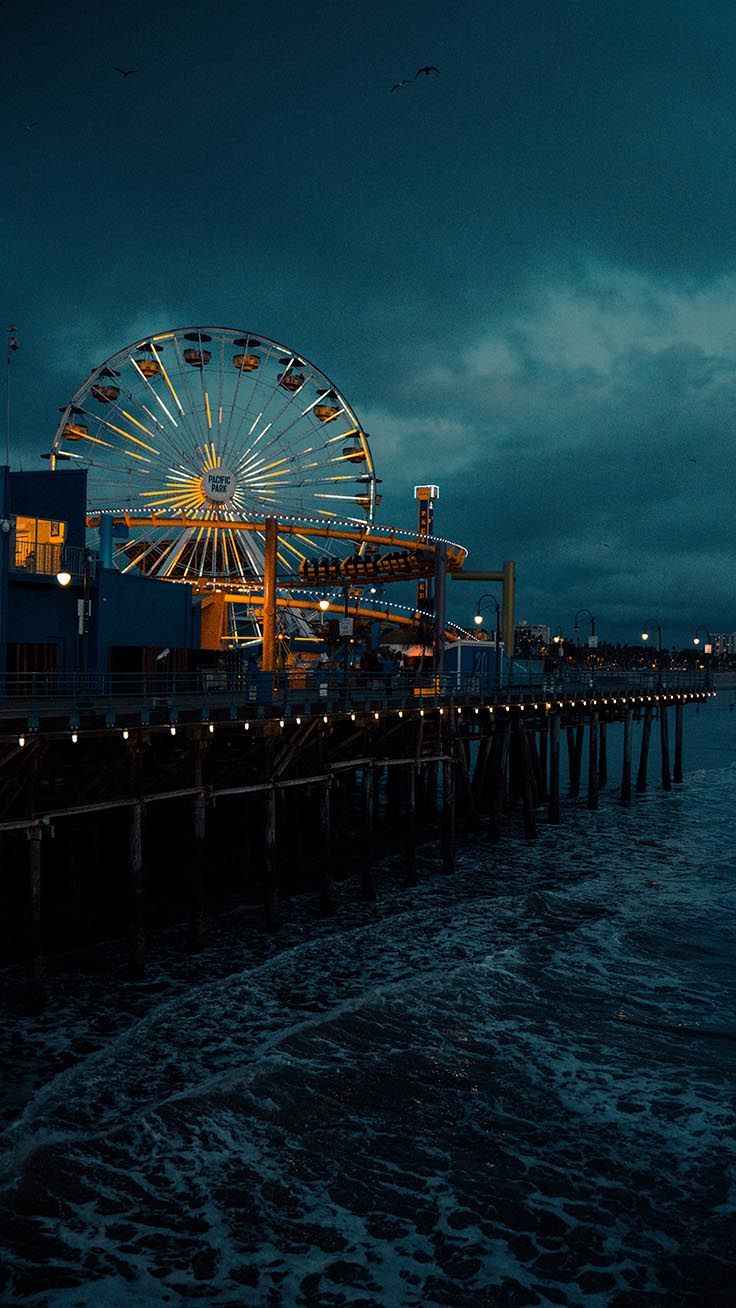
[201,466,236,504]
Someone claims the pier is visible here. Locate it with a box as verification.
[0,668,710,1008]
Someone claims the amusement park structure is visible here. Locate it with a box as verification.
[47,325,485,667]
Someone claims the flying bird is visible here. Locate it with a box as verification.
[24,121,39,131]
[391,79,412,91]
[114,66,137,77]
[415,65,440,77]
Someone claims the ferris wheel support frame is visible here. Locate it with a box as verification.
[89,514,447,556]
[87,508,468,670]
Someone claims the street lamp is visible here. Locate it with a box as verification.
[573,608,597,644]
[640,622,662,650]
[474,592,502,687]
[574,609,597,686]
[641,620,663,688]
[316,596,331,647]
[57,550,93,680]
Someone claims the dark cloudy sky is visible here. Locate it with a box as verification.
[3,0,735,645]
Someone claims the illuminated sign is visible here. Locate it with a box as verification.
[201,467,236,503]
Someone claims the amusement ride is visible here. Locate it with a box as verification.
[49,326,469,660]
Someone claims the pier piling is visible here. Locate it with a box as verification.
[318,783,335,914]
[361,766,377,900]
[127,802,145,979]
[598,720,607,788]
[673,701,684,784]
[488,723,509,842]
[636,705,653,793]
[621,708,633,803]
[548,711,561,824]
[25,827,44,1013]
[263,787,279,930]
[519,723,538,840]
[569,721,584,798]
[660,705,672,791]
[587,713,599,811]
[441,756,455,872]
[454,736,479,830]
[404,762,418,885]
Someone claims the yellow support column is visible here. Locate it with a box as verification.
[262,516,278,672]
[502,559,515,656]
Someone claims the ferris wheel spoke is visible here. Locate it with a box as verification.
[103,369,181,459]
[275,535,309,566]
[194,340,218,440]
[117,534,163,574]
[238,386,324,466]
[168,335,211,452]
[127,357,186,443]
[222,335,280,457]
[231,528,266,577]
[180,525,207,579]
[223,529,248,582]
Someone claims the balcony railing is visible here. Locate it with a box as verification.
[11,542,90,579]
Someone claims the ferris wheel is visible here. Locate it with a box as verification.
[51,326,379,588]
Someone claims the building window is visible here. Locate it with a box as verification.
[13,516,67,575]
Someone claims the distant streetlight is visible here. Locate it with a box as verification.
[56,570,72,587]
[574,608,597,647]
[641,622,662,651]
[641,620,663,689]
[316,596,331,643]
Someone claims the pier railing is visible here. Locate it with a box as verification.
[0,666,708,727]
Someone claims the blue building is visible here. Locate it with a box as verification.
[0,466,201,685]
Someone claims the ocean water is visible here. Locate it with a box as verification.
[1,697,735,1307]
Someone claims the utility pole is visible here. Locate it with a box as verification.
[5,327,19,467]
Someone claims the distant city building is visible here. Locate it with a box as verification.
[514,621,550,654]
[710,633,736,657]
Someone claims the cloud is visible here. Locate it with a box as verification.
[352,260,736,640]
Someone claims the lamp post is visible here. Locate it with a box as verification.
[315,595,331,651]
[574,608,596,640]
[474,592,502,687]
[57,549,93,684]
[641,620,662,689]
[574,608,597,686]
